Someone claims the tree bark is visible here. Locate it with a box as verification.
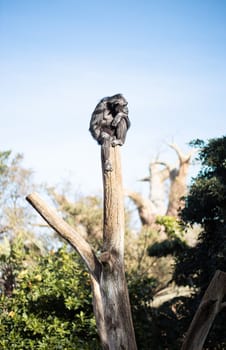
[181,270,226,350]
[100,146,137,349]
[166,143,195,217]
[90,275,108,348]
[126,190,156,226]
[131,144,194,224]
[140,161,171,215]
[26,146,137,350]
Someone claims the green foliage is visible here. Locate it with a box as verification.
[3,139,225,349]
[0,150,11,175]
[0,150,44,253]
[149,295,193,350]
[0,246,99,349]
[188,139,205,148]
[148,238,188,258]
[156,216,183,239]
[0,235,39,297]
[178,136,226,289]
[172,136,226,348]
[148,216,187,257]
[127,273,157,350]
[145,137,226,348]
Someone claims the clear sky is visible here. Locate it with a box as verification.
[1,0,226,195]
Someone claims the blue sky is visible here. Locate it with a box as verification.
[0,0,226,195]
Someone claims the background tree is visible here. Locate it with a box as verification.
[128,143,195,225]
[147,136,226,349]
[0,151,47,297]
[48,189,103,249]
[166,143,195,217]
[126,143,197,326]
[174,136,226,348]
[0,245,99,349]
[0,152,34,235]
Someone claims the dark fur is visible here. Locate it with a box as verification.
[89,94,130,171]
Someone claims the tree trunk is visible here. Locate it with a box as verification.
[133,144,194,222]
[100,146,137,349]
[181,270,226,350]
[166,144,195,217]
[26,146,137,350]
[140,161,171,215]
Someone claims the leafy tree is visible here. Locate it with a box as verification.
[144,215,190,349]
[0,245,99,349]
[0,152,100,348]
[0,235,33,297]
[0,151,34,235]
[173,136,226,348]
[174,137,226,290]
[144,136,226,349]
[127,272,156,350]
[148,216,187,258]
[0,150,48,297]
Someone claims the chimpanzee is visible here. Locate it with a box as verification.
[89,94,130,171]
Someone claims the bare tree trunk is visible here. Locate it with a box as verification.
[181,270,226,350]
[132,144,194,222]
[141,161,171,215]
[100,146,137,349]
[166,144,195,217]
[26,146,137,350]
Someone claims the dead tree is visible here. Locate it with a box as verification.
[128,160,172,227]
[129,144,195,225]
[166,143,195,217]
[181,270,226,350]
[26,95,137,349]
[141,161,172,215]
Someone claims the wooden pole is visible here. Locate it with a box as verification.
[181,270,226,350]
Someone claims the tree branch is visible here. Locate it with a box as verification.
[26,192,102,282]
[126,190,155,226]
[169,143,196,165]
[181,270,226,350]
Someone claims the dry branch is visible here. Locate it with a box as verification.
[126,190,155,226]
[181,270,226,350]
[26,193,101,281]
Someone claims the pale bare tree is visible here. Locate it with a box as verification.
[166,143,196,217]
[128,143,195,225]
